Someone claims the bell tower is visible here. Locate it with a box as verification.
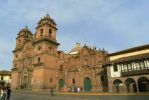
[12,26,33,90]
[16,26,33,48]
[32,14,60,90]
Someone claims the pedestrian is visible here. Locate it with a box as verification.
[0,87,6,100]
[77,87,80,92]
[50,88,54,96]
[5,87,11,100]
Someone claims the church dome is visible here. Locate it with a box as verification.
[36,14,57,29]
[69,43,82,55]
[17,26,33,39]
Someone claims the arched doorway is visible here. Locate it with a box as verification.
[84,77,92,91]
[138,77,149,92]
[113,79,123,93]
[125,78,137,93]
[59,79,65,91]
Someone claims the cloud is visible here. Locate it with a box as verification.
[1,0,149,70]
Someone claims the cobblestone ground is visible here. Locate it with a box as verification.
[10,92,149,100]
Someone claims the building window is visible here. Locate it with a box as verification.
[144,60,149,69]
[26,34,29,38]
[127,63,132,71]
[40,28,43,36]
[15,54,18,58]
[72,78,75,84]
[101,76,104,81]
[50,78,53,83]
[15,64,17,68]
[140,61,145,69]
[113,64,118,72]
[60,65,63,71]
[49,47,52,50]
[38,57,41,63]
[18,39,21,45]
[124,64,128,71]
[38,46,42,51]
[146,60,149,69]
[49,29,52,36]
[135,62,140,70]
[1,76,3,80]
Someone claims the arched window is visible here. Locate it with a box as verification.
[18,39,21,45]
[101,76,104,81]
[49,47,52,50]
[50,78,53,83]
[60,65,63,71]
[40,28,43,36]
[15,64,17,68]
[38,57,41,63]
[26,34,29,38]
[49,29,52,36]
[72,78,75,84]
[15,54,18,58]
[38,46,42,51]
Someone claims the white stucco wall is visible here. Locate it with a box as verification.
[0,75,11,83]
[110,48,149,61]
[110,65,121,78]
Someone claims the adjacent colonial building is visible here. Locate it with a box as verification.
[0,70,11,87]
[104,45,149,93]
[11,14,108,92]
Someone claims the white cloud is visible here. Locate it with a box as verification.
[1,0,149,70]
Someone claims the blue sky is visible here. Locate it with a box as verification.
[0,0,149,70]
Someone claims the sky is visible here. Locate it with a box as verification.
[0,0,149,70]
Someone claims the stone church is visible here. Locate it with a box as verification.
[11,14,108,92]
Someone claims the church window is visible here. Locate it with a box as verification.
[19,39,21,45]
[60,65,63,71]
[26,34,29,38]
[38,46,42,51]
[49,47,52,50]
[40,28,43,36]
[113,64,118,72]
[50,78,53,83]
[72,78,75,84]
[49,29,52,36]
[38,57,41,63]
[15,64,17,68]
[101,76,104,81]
[15,54,18,58]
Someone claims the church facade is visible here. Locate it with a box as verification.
[11,14,108,92]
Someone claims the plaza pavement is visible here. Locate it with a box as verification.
[10,90,149,100]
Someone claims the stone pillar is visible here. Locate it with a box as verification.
[123,84,127,93]
[136,82,139,93]
[107,66,113,93]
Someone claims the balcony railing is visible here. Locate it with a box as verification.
[121,69,149,76]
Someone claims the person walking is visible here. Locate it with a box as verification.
[50,88,54,96]
[0,87,6,100]
[5,87,11,100]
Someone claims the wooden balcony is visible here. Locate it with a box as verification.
[121,69,149,77]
